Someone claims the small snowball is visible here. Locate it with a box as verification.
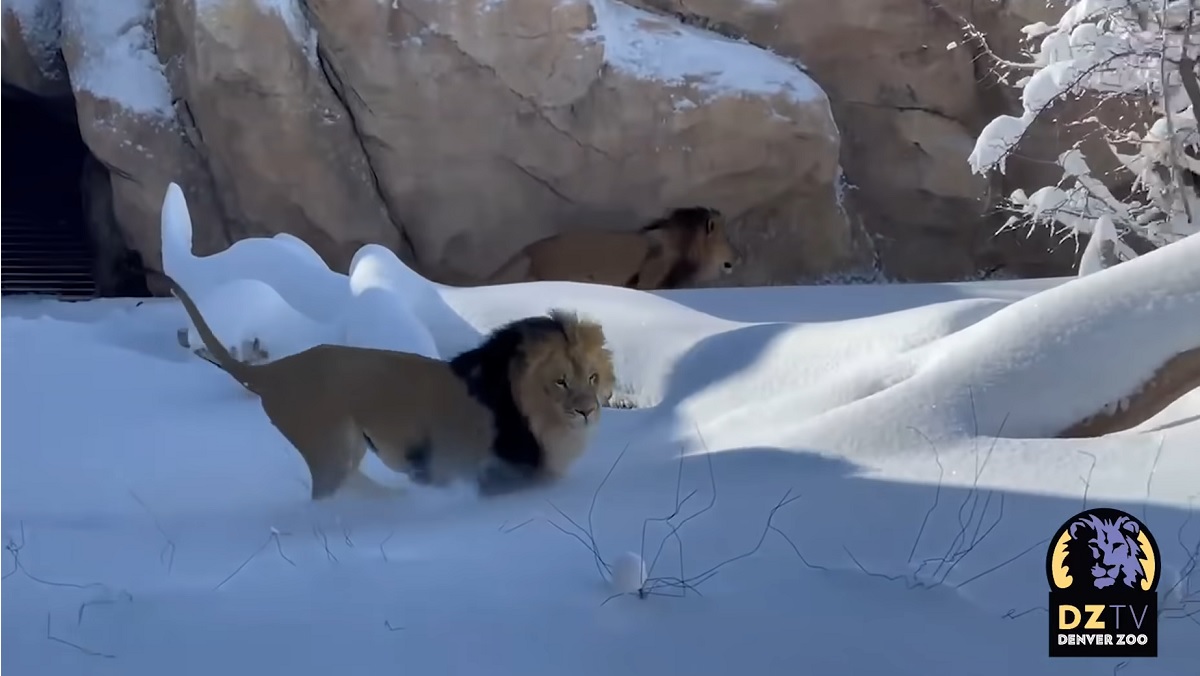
[611,551,647,595]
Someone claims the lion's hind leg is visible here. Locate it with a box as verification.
[259,397,368,500]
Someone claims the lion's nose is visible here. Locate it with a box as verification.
[575,406,596,422]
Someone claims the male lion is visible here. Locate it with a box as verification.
[484,206,738,290]
[161,273,615,500]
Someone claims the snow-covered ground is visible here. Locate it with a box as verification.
[3,229,1199,675]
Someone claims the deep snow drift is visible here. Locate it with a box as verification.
[3,230,1199,675]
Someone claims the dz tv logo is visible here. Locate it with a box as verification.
[1046,508,1160,658]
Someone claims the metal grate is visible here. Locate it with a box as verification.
[2,86,97,300]
[2,213,96,299]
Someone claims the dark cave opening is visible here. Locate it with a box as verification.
[1,84,150,299]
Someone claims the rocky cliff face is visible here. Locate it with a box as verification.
[2,0,1082,292]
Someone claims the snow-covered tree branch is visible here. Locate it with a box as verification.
[966,0,1200,268]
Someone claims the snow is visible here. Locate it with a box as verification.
[176,278,336,363]
[59,0,175,119]
[160,183,351,326]
[4,0,64,80]
[583,0,827,108]
[1078,214,1120,276]
[968,0,1200,246]
[5,181,1200,675]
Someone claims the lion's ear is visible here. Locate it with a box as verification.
[1118,518,1140,536]
[1069,520,1090,538]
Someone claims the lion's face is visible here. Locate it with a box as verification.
[1070,515,1146,590]
[688,209,738,283]
[515,312,615,434]
[536,343,613,430]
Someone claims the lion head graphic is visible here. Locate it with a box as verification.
[1049,509,1158,593]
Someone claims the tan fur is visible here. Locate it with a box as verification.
[485,207,738,290]
[512,311,617,475]
[158,272,615,499]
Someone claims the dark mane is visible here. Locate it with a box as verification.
[449,314,571,473]
[640,206,719,233]
[1064,525,1099,590]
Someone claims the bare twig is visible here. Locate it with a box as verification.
[215,529,294,590]
[314,524,339,563]
[906,426,945,565]
[46,613,115,659]
[1144,434,1167,523]
[641,445,718,592]
[541,444,632,583]
[1160,496,1200,623]
[1078,450,1098,511]
[272,528,296,567]
[4,522,108,592]
[379,530,395,563]
[76,590,133,626]
[923,396,1009,586]
[1002,606,1049,619]
[604,489,805,605]
[128,489,177,574]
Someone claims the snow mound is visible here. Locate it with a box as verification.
[160,185,478,361]
[160,182,351,325]
[344,245,441,359]
[176,277,336,363]
[4,234,1200,674]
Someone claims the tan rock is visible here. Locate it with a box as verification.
[54,0,222,295]
[4,0,1095,289]
[2,2,71,98]
[156,0,404,272]
[623,0,999,280]
[303,0,860,285]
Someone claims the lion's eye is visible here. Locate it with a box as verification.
[556,377,568,388]
[588,372,598,385]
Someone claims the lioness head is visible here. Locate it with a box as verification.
[653,206,739,284]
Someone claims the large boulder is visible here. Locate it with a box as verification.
[4,0,1102,288]
[625,0,1082,280]
[3,0,863,289]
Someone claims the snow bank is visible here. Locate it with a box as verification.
[908,231,1200,438]
[160,182,351,325]
[177,277,336,363]
[4,255,1200,675]
[744,233,1200,456]
[343,245,441,359]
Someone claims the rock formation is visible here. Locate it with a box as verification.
[2,0,1090,292]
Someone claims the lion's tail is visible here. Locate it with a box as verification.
[152,271,261,394]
